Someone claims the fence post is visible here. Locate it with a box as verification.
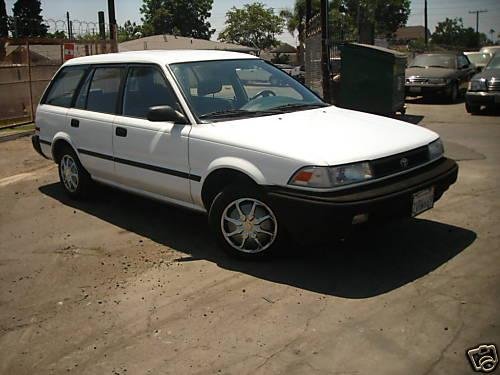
[26,39,35,123]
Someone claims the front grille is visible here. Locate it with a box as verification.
[407,77,428,84]
[371,146,430,178]
[488,80,500,92]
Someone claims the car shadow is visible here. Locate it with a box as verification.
[39,183,476,299]
[391,113,425,125]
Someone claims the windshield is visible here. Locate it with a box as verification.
[169,59,325,120]
[409,54,456,69]
[466,53,492,66]
[485,54,500,70]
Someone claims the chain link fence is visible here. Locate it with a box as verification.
[0,38,115,129]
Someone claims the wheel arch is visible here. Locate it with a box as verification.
[51,133,78,164]
[201,158,266,210]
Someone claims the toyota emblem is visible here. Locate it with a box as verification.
[400,157,409,168]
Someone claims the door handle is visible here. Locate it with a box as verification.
[70,119,79,128]
[115,127,127,137]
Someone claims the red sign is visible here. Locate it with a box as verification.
[63,43,75,61]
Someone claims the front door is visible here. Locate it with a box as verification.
[112,65,192,203]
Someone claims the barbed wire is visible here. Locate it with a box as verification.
[0,15,112,36]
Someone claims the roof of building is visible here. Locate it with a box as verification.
[63,49,259,67]
[395,26,431,41]
[118,34,259,53]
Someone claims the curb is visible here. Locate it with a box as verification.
[0,130,35,143]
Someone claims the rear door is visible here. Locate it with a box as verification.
[112,64,192,202]
[67,65,127,181]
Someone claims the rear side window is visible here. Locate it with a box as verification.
[122,66,181,118]
[44,66,87,108]
[86,67,125,114]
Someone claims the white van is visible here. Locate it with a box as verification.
[32,50,458,258]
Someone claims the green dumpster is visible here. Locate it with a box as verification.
[338,43,407,115]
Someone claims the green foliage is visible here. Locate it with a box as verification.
[282,0,410,44]
[140,0,214,40]
[11,0,47,37]
[46,30,66,39]
[432,18,487,49]
[272,53,291,64]
[218,2,285,51]
[0,0,8,37]
[118,20,142,43]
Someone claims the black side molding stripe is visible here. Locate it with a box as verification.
[77,148,201,182]
[39,139,52,146]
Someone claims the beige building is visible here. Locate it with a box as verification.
[119,34,258,54]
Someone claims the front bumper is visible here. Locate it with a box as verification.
[465,91,500,106]
[405,83,451,96]
[265,158,458,242]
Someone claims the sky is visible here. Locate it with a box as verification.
[4,0,500,44]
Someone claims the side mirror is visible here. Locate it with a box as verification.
[147,105,188,124]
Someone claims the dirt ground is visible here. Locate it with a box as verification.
[0,100,499,375]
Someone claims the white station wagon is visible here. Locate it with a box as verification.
[32,50,458,258]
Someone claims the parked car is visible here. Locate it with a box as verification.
[465,52,500,114]
[406,52,476,102]
[32,50,458,258]
[480,46,500,55]
[464,51,494,72]
[274,63,294,75]
[291,65,305,83]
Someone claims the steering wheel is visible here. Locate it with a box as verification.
[250,90,276,101]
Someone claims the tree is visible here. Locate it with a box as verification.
[118,20,142,43]
[432,18,486,48]
[0,0,7,60]
[12,0,47,37]
[218,3,285,51]
[0,0,7,37]
[140,0,214,39]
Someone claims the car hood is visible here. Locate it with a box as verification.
[473,68,500,80]
[193,106,438,165]
[406,67,456,79]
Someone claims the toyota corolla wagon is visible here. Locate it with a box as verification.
[32,50,458,258]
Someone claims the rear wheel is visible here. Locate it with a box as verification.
[57,146,93,199]
[208,185,285,258]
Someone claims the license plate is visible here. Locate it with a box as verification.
[409,87,421,94]
[412,187,434,217]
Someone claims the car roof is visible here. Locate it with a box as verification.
[63,49,259,67]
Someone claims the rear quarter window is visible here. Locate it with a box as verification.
[43,66,88,108]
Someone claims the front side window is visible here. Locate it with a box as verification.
[86,67,125,114]
[44,66,87,108]
[122,66,180,119]
[170,59,325,120]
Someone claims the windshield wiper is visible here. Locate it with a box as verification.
[199,109,277,120]
[268,103,330,112]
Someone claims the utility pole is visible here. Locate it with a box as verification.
[66,11,71,39]
[469,9,488,47]
[320,0,330,102]
[107,0,117,52]
[424,0,428,47]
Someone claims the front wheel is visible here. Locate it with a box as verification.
[208,185,285,258]
[449,83,458,103]
[465,102,480,114]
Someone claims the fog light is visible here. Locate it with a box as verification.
[352,213,369,225]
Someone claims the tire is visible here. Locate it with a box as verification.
[57,145,93,199]
[465,102,480,114]
[208,185,285,259]
[449,83,458,103]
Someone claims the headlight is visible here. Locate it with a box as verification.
[428,138,444,161]
[428,78,447,84]
[468,79,487,91]
[289,162,373,188]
